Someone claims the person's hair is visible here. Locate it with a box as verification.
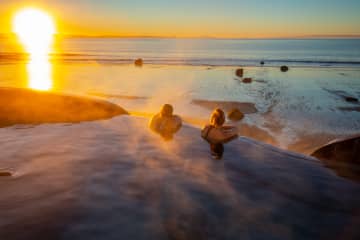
[160,104,173,117]
[210,108,225,127]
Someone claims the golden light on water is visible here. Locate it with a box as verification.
[13,8,55,90]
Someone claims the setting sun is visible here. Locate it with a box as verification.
[13,8,55,90]
[14,8,55,54]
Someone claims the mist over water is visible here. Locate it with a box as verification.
[1,37,360,238]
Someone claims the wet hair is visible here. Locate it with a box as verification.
[160,104,173,117]
[210,108,225,127]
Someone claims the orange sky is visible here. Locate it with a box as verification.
[1,0,360,38]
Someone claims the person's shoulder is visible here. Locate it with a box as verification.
[150,113,162,122]
[202,124,212,129]
[201,124,213,139]
[149,113,162,129]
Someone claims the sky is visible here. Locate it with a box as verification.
[0,0,360,38]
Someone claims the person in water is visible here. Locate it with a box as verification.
[201,108,238,159]
[149,104,182,140]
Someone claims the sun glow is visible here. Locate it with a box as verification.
[13,8,55,90]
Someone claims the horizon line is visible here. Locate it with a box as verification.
[1,33,360,40]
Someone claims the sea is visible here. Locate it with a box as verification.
[0,37,360,151]
[0,37,360,67]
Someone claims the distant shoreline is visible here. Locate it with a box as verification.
[1,33,360,40]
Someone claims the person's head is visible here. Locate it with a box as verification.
[160,104,173,117]
[210,108,225,127]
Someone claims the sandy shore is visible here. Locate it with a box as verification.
[0,112,360,239]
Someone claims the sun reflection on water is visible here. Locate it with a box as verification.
[13,8,55,90]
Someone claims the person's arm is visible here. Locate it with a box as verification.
[149,114,160,131]
[201,125,213,140]
[220,126,239,143]
[222,132,238,143]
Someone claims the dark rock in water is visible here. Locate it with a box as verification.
[227,108,244,121]
[242,78,252,83]
[235,68,244,77]
[338,106,360,112]
[323,88,359,104]
[280,66,289,72]
[134,58,143,66]
[0,171,12,177]
[0,88,128,128]
[260,61,265,65]
[345,96,358,102]
[311,135,360,182]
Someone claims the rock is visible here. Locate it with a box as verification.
[260,61,265,65]
[0,171,12,177]
[323,89,359,103]
[311,135,360,181]
[235,68,244,77]
[242,78,252,83]
[191,99,258,114]
[134,58,143,67]
[345,96,358,102]
[0,88,128,128]
[227,108,244,121]
[280,66,289,72]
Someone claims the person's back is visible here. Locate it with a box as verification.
[149,104,182,140]
[149,113,162,132]
[201,108,238,159]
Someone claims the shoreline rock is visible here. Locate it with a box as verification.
[134,58,143,66]
[0,171,12,177]
[227,108,244,121]
[0,87,128,128]
[311,134,360,182]
[280,66,289,72]
[345,96,358,102]
[235,68,244,77]
[191,99,258,114]
[242,78,252,83]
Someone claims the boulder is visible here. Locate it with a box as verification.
[235,68,244,77]
[345,96,358,103]
[311,135,360,181]
[0,88,128,128]
[242,78,252,83]
[191,99,258,114]
[0,171,12,177]
[227,108,244,121]
[134,58,143,67]
[280,66,289,72]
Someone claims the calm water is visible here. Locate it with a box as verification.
[1,37,360,66]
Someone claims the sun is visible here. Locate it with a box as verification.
[13,8,55,90]
[13,8,55,54]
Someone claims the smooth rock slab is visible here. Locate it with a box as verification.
[0,87,128,127]
[311,134,360,181]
